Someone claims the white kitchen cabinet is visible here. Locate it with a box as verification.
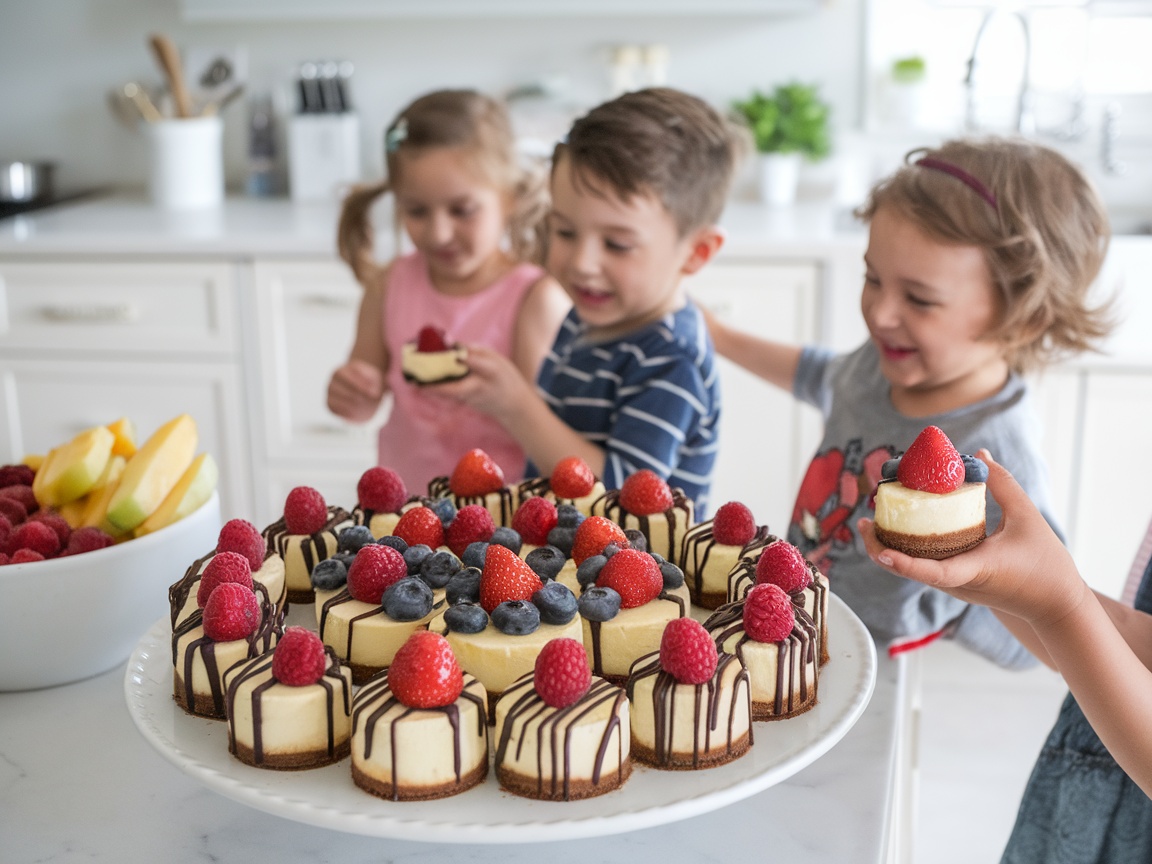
[687,259,822,529]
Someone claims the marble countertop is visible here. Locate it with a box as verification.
[1,649,905,863]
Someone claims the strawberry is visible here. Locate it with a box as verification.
[571,515,629,565]
[449,448,505,498]
[347,544,408,604]
[446,504,495,557]
[743,583,796,643]
[272,626,328,686]
[415,325,449,353]
[511,497,558,547]
[283,486,329,535]
[393,506,445,550]
[711,501,756,547]
[479,543,544,613]
[550,456,595,499]
[896,425,965,494]
[196,550,254,607]
[6,520,61,558]
[216,518,266,571]
[201,581,261,642]
[534,638,591,708]
[618,469,673,515]
[596,548,662,608]
[357,466,408,513]
[754,539,812,594]
[65,526,114,556]
[659,618,718,685]
[388,630,464,708]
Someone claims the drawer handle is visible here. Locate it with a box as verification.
[40,302,140,323]
[300,294,356,309]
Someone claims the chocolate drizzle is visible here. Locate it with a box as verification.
[681,523,772,604]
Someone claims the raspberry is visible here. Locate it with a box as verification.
[479,543,544,613]
[7,520,61,558]
[618,469,673,516]
[347,543,407,604]
[201,581,261,642]
[216,519,266,570]
[29,510,70,546]
[65,526,115,555]
[571,516,629,566]
[446,504,495,557]
[0,513,12,546]
[449,448,505,498]
[388,630,464,708]
[271,626,329,686]
[0,496,27,526]
[743,583,796,643]
[711,501,756,547]
[550,456,595,499]
[283,486,328,535]
[196,551,254,607]
[0,552,9,566]
[393,506,445,550]
[660,618,718,685]
[595,548,662,609]
[896,425,965,494]
[1,484,39,515]
[511,496,558,547]
[10,548,44,564]
[755,540,812,594]
[357,466,408,513]
[415,325,449,352]
[0,464,35,487]
[534,638,591,708]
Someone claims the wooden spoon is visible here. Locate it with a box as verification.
[148,33,193,119]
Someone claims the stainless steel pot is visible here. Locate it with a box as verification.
[0,161,55,202]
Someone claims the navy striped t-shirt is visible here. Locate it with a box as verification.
[530,302,721,514]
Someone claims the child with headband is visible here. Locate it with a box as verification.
[705,137,1113,667]
[328,89,569,492]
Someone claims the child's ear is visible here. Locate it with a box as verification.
[680,226,726,275]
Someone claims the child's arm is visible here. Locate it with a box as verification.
[701,302,803,392]
[510,275,570,383]
[860,452,1152,797]
[327,269,390,423]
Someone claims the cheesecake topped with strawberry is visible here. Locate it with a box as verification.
[401,325,469,385]
[517,455,607,516]
[428,448,517,527]
[591,469,693,562]
[873,425,988,560]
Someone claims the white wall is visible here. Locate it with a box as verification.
[0,0,865,195]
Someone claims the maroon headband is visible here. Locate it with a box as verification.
[915,157,998,210]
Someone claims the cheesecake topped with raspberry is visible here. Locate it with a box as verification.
[401,325,469,385]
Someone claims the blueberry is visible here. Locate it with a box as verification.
[555,504,584,529]
[602,543,620,558]
[532,581,578,625]
[445,566,482,605]
[444,601,488,634]
[338,525,375,555]
[311,557,347,591]
[649,552,667,566]
[623,529,647,552]
[961,453,989,483]
[659,561,685,590]
[420,549,461,589]
[578,586,621,622]
[491,599,541,635]
[333,552,357,570]
[403,543,434,574]
[547,526,576,557]
[382,577,434,621]
[576,554,607,587]
[426,497,457,527]
[377,534,409,554]
[525,545,566,581]
[881,458,900,481]
[489,526,522,555]
[462,541,489,569]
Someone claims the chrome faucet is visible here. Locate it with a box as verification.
[965,7,1034,135]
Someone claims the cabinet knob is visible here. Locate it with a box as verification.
[39,302,140,323]
[300,294,355,309]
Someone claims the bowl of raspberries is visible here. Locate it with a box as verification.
[0,463,221,691]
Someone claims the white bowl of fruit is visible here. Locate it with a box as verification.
[0,414,222,691]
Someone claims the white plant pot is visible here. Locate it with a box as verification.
[758,152,802,207]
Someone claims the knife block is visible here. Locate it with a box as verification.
[287,113,361,202]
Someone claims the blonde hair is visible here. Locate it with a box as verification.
[337,89,548,285]
[856,137,1114,374]
[554,87,748,237]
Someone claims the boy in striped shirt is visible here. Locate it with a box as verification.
[433,87,745,513]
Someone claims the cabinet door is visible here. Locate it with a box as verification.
[0,358,250,521]
[686,261,821,530]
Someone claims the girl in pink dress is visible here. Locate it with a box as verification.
[328,89,569,493]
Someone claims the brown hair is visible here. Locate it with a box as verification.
[856,137,1114,374]
[553,87,748,237]
[337,89,548,284]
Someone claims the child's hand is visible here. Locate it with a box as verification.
[327,359,386,422]
[427,345,535,418]
[858,449,1086,629]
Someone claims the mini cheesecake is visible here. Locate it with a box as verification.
[591,486,693,562]
[169,549,287,629]
[262,506,353,604]
[873,480,986,560]
[516,475,607,517]
[680,522,772,609]
[401,341,469,385]
[428,475,517,527]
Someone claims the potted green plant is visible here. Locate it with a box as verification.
[886,55,927,129]
[732,82,831,206]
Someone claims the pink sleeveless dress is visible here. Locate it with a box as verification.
[378,251,544,494]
